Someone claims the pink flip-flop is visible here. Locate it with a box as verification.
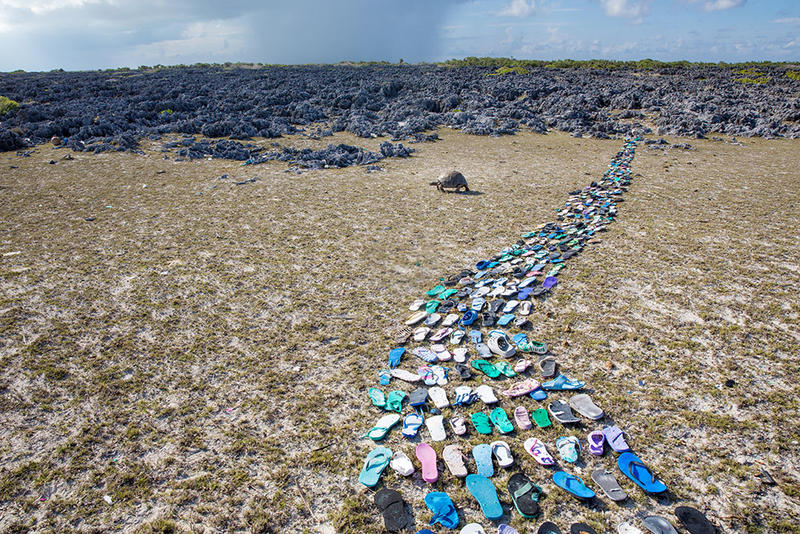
[502,378,539,397]
[514,406,532,430]
[416,442,439,483]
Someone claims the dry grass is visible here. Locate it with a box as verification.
[0,130,798,533]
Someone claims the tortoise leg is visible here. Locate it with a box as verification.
[464,185,470,192]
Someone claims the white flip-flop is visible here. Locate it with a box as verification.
[443,445,468,478]
[389,450,414,476]
[453,347,469,363]
[475,384,498,404]
[491,440,514,467]
[426,415,447,442]
[389,369,420,382]
[428,386,450,409]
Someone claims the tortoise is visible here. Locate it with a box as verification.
[430,170,469,192]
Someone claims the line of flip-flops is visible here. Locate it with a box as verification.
[359,138,716,534]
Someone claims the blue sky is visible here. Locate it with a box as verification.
[0,0,797,71]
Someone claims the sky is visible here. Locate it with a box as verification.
[0,0,798,71]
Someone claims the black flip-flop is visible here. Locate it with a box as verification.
[408,387,428,407]
[675,506,716,534]
[374,488,408,532]
[507,472,542,518]
[548,400,581,424]
[455,363,472,380]
[538,521,562,534]
[489,299,505,314]
[590,468,627,502]
[570,523,598,534]
[482,312,497,327]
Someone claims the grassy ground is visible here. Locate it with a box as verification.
[0,130,798,533]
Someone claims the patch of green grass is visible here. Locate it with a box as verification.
[787,70,800,81]
[0,95,20,115]
[487,65,529,76]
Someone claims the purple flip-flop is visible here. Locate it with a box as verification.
[542,276,558,289]
[587,430,605,455]
[602,425,630,452]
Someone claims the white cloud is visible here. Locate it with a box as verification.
[498,0,539,17]
[599,0,651,21]
[0,0,109,15]
[702,0,745,11]
[129,19,247,64]
[772,17,800,24]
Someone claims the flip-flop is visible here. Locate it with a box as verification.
[426,415,447,442]
[569,394,604,420]
[570,523,598,534]
[552,471,595,499]
[401,413,424,438]
[482,312,497,327]
[675,506,716,534]
[498,525,519,534]
[405,310,427,325]
[490,407,514,434]
[359,446,393,487]
[430,328,453,342]
[416,443,439,483]
[374,489,409,532]
[491,440,514,467]
[364,413,401,441]
[539,357,556,377]
[503,300,520,313]
[587,430,605,455]
[513,359,531,373]
[450,329,466,345]
[488,300,505,313]
[487,331,516,357]
[503,379,538,397]
[425,491,459,529]
[471,412,493,435]
[414,347,438,363]
[465,474,503,520]
[538,522,562,534]
[507,472,542,518]
[410,299,425,311]
[602,425,631,452]
[556,436,580,463]
[530,388,548,401]
[514,406,532,429]
[542,374,585,391]
[531,408,552,427]
[641,516,678,534]
[548,400,581,424]
[413,326,431,341]
[494,361,517,378]
[440,288,458,299]
[429,387,450,409]
[524,437,555,466]
[388,348,405,368]
[418,366,436,386]
[617,452,667,494]
[425,313,442,327]
[443,445,469,478]
[475,384,499,404]
[519,301,532,315]
[431,343,452,360]
[472,443,494,477]
[442,313,460,327]
[368,387,387,408]
[591,468,627,501]
[454,386,476,406]
[497,313,515,326]
[471,359,501,378]
[475,343,493,359]
[453,347,469,362]
[471,297,486,311]
[460,524,486,534]
[385,390,406,412]
[450,416,467,435]
[425,300,441,314]
[390,450,415,476]
[542,276,558,290]
[460,309,478,326]
[378,369,392,386]
[408,387,428,407]
[468,330,482,344]
[427,285,446,297]
[431,365,449,386]
[455,363,473,380]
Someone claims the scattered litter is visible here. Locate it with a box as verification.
[103,495,112,505]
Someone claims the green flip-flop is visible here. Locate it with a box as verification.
[490,407,514,434]
[426,300,441,314]
[471,359,501,379]
[368,387,386,408]
[385,390,406,412]
[494,361,517,378]
[426,285,445,297]
[531,408,552,428]
[471,412,493,435]
[439,288,458,299]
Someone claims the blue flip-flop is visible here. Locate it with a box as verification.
[617,452,667,494]
[472,444,494,477]
[552,470,595,499]
[359,446,393,487]
[468,330,482,344]
[424,491,459,529]
[542,374,585,391]
[401,413,424,438]
[460,310,478,326]
[388,348,405,369]
[466,474,503,520]
[497,313,515,326]
[476,260,491,270]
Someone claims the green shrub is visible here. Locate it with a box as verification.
[0,96,20,115]
[787,71,800,81]
[487,65,529,76]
